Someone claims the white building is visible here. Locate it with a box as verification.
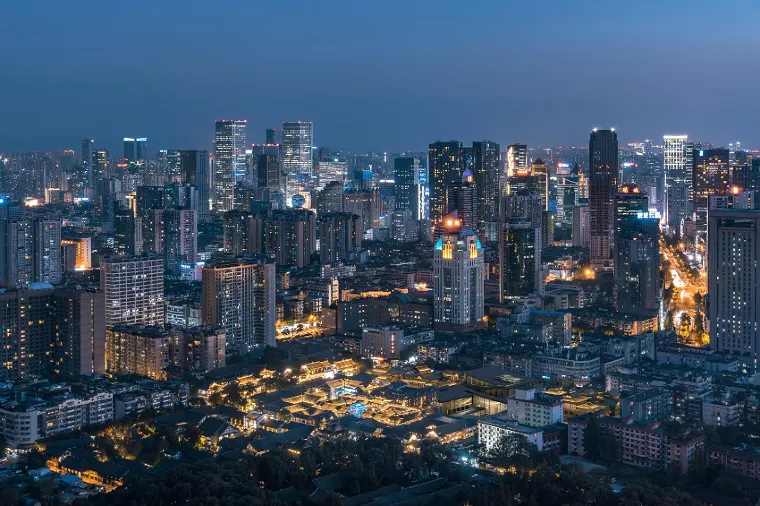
[663,135,688,233]
[572,204,590,249]
[506,388,563,428]
[433,219,484,332]
[101,255,165,328]
[532,349,600,384]
[478,417,544,454]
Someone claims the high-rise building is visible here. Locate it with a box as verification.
[663,135,688,234]
[123,137,148,163]
[530,158,549,211]
[472,141,501,225]
[282,121,313,204]
[82,139,94,187]
[507,144,528,179]
[499,217,541,299]
[163,208,197,280]
[394,157,420,213]
[344,189,381,232]
[169,326,226,372]
[101,255,165,329]
[214,120,247,213]
[572,203,590,249]
[429,141,464,231]
[589,129,618,268]
[265,128,282,146]
[92,149,109,180]
[317,181,344,215]
[615,216,659,314]
[259,209,316,268]
[201,259,276,352]
[613,184,649,242]
[180,150,210,220]
[708,209,760,372]
[433,217,484,332]
[0,217,62,287]
[256,153,282,192]
[694,148,730,248]
[32,216,61,285]
[317,159,347,188]
[52,287,106,377]
[114,206,143,257]
[106,325,168,380]
[318,213,362,265]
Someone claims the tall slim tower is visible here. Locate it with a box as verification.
[693,148,730,249]
[429,141,464,231]
[708,209,760,373]
[615,216,659,314]
[394,157,422,214]
[180,150,210,221]
[214,120,247,213]
[589,129,618,268]
[472,141,501,225]
[433,217,484,332]
[663,135,688,234]
[282,121,313,205]
[82,139,94,187]
[202,259,276,351]
[506,144,528,179]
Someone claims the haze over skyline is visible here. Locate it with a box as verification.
[3,0,759,153]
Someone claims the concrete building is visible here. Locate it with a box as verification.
[106,325,169,380]
[506,388,564,427]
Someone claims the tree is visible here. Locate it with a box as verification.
[0,434,6,459]
[583,415,602,460]
[664,309,674,331]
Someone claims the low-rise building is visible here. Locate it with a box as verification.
[505,387,563,428]
[478,417,544,453]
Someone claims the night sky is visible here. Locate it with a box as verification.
[3,0,759,153]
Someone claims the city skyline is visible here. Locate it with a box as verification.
[3,1,760,152]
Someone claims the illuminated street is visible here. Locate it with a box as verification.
[661,237,708,346]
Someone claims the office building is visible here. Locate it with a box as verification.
[101,255,165,328]
[615,216,660,314]
[708,209,760,372]
[317,159,347,188]
[343,189,381,232]
[257,153,282,191]
[506,388,564,427]
[317,181,345,215]
[433,216,484,331]
[664,135,688,234]
[429,141,464,229]
[530,158,549,211]
[506,143,528,179]
[123,137,148,163]
[201,259,276,351]
[282,121,313,203]
[589,129,618,268]
[500,217,541,299]
[214,120,247,213]
[114,206,142,257]
[394,156,422,214]
[613,185,649,238]
[318,212,362,264]
[471,141,501,224]
[92,149,109,180]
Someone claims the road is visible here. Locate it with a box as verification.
[661,238,707,345]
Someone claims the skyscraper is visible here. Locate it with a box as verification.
[282,121,313,204]
[614,216,659,314]
[52,286,106,377]
[318,213,362,265]
[708,209,760,373]
[214,120,247,213]
[506,143,528,179]
[433,217,484,331]
[163,208,197,280]
[123,137,148,163]
[394,156,421,213]
[32,216,62,285]
[81,139,94,187]
[530,158,549,211]
[202,259,276,351]
[589,129,618,268]
[0,216,62,287]
[472,141,501,225]
[429,141,464,231]
[613,184,649,242]
[693,148,730,248]
[663,135,688,234]
[101,255,165,329]
[499,217,541,299]
[257,153,282,191]
[180,150,210,221]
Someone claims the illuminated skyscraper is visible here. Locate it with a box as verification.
[530,158,549,211]
[257,154,282,191]
[708,209,760,372]
[282,121,313,204]
[507,143,528,179]
[163,208,197,280]
[180,150,210,221]
[101,255,165,329]
[499,217,541,299]
[214,120,247,213]
[589,129,618,268]
[663,135,688,234]
[123,137,148,163]
[82,139,94,187]
[613,184,649,242]
[433,217,484,332]
[472,141,501,224]
[429,141,464,231]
